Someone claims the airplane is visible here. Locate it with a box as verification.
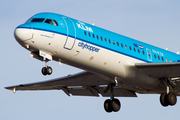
[5,12,180,113]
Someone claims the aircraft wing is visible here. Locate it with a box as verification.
[5,71,137,97]
[135,62,180,78]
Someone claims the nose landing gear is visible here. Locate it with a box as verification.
[41,66,52,75]
[41,59,53,76]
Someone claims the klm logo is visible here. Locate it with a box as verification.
[76,21,93,33]
[78,42,100,52]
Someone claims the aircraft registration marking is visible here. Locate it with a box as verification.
[152,49,164,56]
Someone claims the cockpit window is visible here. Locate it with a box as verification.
[28,17,58,26]
[45,19,53,25]
[31,18,45,22]
[53,20,58,26]
[25,16,33,23]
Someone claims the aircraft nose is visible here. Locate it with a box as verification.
[14,24,33,42]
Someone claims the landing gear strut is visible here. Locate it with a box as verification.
[104,84,121,113]
[160,78,177,107]
[41,59,53,76]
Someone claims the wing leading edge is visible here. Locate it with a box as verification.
[5,71,137,97]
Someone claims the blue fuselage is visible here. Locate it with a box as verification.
[17,12,180,64]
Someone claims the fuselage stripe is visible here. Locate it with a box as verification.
[17,26,151,63]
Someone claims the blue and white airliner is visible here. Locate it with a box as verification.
[5,12,180,113]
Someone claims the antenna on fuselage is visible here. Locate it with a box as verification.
[92,23,95,25]
[165,48,168,50]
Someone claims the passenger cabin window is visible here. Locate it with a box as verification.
[125,45,127,49]
[129,46,132,50]
[45,19,53,25]
[117,42,119,46]
[166,58,168,62]
[138,49,140,53]
[142,51,145,55]
[113,41,115,45]
[97,35,99,39]
[121,43,123,47]
[101,36,103,41]
[105,38,107,42]
[154,54,156,59]
[162,57,164,61]
[31,18,45,22]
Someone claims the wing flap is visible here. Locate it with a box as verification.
[96,87,137,97]
[67,87,99,96]
[61,86,137,97]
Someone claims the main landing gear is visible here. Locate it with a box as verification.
[104,84,121,113]
[160,93,177,106]
[41,59,53,76]
[160,78,177,107]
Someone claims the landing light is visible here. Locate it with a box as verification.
[13,87,16,93]
[25,44,29,49]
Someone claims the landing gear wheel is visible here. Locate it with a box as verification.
[41,66,53,76]
[160,93,168,107]
[160,93,177,106]
[166,93,177,106]
[111,99,121,112]
[104,99,121,113]
[104,99,112,113]
[41,67,47,76]
[160,78,178,107]
[47,66,53,75]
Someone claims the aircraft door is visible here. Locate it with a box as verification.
[146,48,152,61]
[63,17,76,50]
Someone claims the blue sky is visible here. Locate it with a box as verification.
[1,0,180,119]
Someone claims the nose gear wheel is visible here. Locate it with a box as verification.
[41,66,53,76]
[41,59,53,75]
